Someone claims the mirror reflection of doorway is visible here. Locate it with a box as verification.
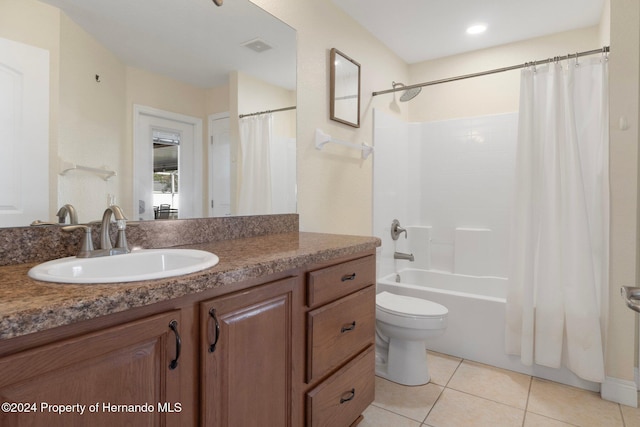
[133,105,203,221]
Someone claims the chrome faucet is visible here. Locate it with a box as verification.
[394,252,414,261]
[100,205,129,254]
[56,204,78,224]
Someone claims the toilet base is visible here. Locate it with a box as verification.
[375,337,430,386]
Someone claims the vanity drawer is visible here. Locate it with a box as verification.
[306,345,375,427]
[307,285,375,383]
[307,255,375,308]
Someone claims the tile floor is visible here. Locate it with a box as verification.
[361,351,640,427]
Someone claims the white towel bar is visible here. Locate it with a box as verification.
[315,128,373,159]
[59,159,117,181]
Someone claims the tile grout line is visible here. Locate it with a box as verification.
[619,402,626,427]
[521,375,533,427]
[420,354,464,425]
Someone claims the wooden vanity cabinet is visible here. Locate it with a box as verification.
[0,249,377,427]
[304,255,376,427]
[0,310,189,427]
[199,276,300,427]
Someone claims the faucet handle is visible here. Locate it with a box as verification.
[390,219,408,241]
[62,225,95,258]
[115,220,130,252]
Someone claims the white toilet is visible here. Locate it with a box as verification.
[375,291,448,386]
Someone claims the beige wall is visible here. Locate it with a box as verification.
[58,14,127,222]
[406,27,600,122]
[607,0,639,387]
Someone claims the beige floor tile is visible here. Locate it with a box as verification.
[523,412,576,426]
[360,405,422,427]
[446,360,531,409]
[372,376,443,423]
[427,351,462,387]
[528,378,623,427]
[621,403,640,427]
[425,388,524,427]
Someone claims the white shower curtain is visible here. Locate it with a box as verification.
[505,56,609,382]
[238,113,273,215]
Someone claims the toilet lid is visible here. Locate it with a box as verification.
[376,291,448,317]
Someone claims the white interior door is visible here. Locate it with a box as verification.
[208,113,231,217]
[133,105,202,221]
[0,37,49,226]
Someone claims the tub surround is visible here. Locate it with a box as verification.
[0,214,380,340]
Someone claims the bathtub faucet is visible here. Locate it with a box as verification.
[394,251,414,262]
[391,219,407,240]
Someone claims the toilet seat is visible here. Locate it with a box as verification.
[376,291,448,318]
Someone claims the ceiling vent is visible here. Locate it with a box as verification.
[241,38,273,53]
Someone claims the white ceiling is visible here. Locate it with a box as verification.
[332,0,605,64]
[42,0,296,89]
[39,0,605,90]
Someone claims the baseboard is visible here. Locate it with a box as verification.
[601,376,638,407]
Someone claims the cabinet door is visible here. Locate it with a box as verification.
[201,277,297,427]
[0,310,186,427]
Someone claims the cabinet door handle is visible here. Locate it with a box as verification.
[208,308,221,353]
[341,273,356,282]
[341,321,357,333]
[340,388,356,404]
[168,320,181,370]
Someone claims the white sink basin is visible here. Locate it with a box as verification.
[28,249,219,284]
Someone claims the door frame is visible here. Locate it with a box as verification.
[207,112,231,217]
[133,104,203,220]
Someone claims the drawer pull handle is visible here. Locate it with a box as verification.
[208,308,221,353]
[341,273,356,282]
[341,321,356,333]
[169,320,181,370]
[340,388,356,404]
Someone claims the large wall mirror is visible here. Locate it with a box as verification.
[0,0,296,227]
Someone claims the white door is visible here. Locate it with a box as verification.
[133,105,202,221]
[0,37,49,226]
[208,113,231,216]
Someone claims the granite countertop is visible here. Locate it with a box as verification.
[0,232,380,341]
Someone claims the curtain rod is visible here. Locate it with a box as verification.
[372,46,610,97]
[239,106,296,119]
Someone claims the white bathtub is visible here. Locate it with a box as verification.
[377,268,599,391]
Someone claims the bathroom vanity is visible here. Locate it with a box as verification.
[0,216,380,427]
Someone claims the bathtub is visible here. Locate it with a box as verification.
[377,268,599,391]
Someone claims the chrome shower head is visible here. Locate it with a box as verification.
[392,81,422,102]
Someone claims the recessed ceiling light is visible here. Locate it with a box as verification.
[466,24,487,35]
